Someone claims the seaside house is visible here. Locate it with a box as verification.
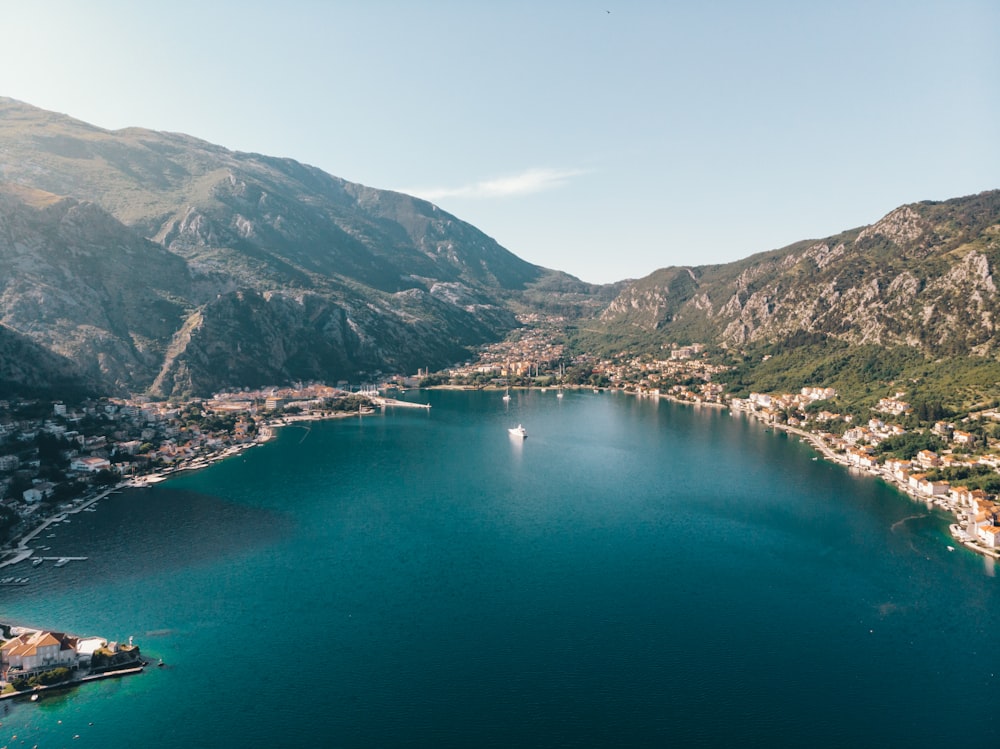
[858,453,879,469]
[951,486,974,507]
[977,525,1000,548]
[1,630,79,682]
[884,459,912,478]
[917,478,950,497]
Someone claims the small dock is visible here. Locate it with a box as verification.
[371,397,431,409]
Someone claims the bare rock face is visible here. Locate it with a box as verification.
[599,190,1000,356]
[0,98,566,397]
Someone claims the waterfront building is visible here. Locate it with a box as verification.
[1,631,79,681]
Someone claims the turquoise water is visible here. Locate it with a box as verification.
[2,390,1000,747]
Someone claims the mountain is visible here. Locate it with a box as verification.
[596,190,1000,356]
[4,97,996,404]
[0,97,592,397]
[586,190,1000,410]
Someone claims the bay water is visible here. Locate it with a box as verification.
[2,390,999,747]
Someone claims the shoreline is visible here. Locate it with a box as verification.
[0,662,147,701]
[4,387,993,578]
[749,416,1000,559]
[0,407,365,571]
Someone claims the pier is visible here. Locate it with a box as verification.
[371,397,431,409]
[0,485,114,569]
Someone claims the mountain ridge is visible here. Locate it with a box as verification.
[0,97,594,397]
[2,97,998,401]
[594,190,1000,359]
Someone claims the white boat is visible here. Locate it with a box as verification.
[502,387,511,402]
[556,389,564,399]
[32,558,43,567]
[54,558,69,567]
[508,424,527,439]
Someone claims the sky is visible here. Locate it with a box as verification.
[0,1,997,284]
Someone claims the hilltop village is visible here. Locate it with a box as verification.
[3,314,1000,565]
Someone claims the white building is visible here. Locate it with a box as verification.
[1,630,79,680]
[70,456,111,473]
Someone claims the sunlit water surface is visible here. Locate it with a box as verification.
[2,390,998,748]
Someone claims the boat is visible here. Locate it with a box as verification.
[54,558,69,567]
[32,558,43,567]
[556,388,564,399]
[947,545,956,552]
[508,424,527,439]
[502,387,511,402]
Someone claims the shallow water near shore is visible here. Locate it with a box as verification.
[2,390,1000,747]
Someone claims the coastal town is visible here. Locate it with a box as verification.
[4,316,1000,584]
[4,315,1000,703]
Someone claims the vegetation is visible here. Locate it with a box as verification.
[924,464,1000,493]
[8,666,73,691]
[715,338,1000,423]
[874,432,947,461]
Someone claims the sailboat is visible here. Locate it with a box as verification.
[502,387,511,402]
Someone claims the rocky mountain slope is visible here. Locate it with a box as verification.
[598,190,1000,357]
[0,97,594,397]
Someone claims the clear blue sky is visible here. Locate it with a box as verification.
[1,1,997,283]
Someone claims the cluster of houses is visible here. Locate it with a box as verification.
[733,387,1000,553]
[448,314,570,382]
[731,387,840,425]
[596,348,729,402]
[0,384,360,538]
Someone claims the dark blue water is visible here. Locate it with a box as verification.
[2,390,999,747]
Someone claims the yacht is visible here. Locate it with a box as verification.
[508,424,527,439]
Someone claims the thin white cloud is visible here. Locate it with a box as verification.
[404,167,588,200]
